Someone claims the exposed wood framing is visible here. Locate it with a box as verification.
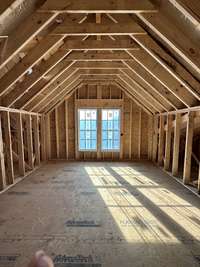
[164,114,172,171]
[16,113,25,176]
[32,115,40,166]
[55,107,60,159]
[2,111,14,185]
[65,100,69,159]
[25,114,34,170]
[138,108,142,159]
[172,113,181,176]
[0,114,6,190]
[183,112,194,184]
[40,0,157,13]
[40,115,46,162]
[0,0,200,195]
[152,116,158,162]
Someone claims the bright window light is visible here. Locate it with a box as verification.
[102,109,120,151]
[78,109,97,151]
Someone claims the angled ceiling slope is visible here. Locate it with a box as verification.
[0,0,199,115]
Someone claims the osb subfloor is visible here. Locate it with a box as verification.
[0,161,200,267]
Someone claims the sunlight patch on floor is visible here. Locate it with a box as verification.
[85,166,180,244]
[112,167,200,242]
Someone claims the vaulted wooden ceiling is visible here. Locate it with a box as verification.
[0,0,199,114]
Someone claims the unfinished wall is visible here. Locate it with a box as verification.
[0,109,46,191]
[46,85,152,161]
[152,112,200,193]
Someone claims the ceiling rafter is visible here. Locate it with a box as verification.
[20,66,78,110]
[39,0,157,13]
[123,60,181,109]
[39,76,82,113]
[136,13,200,79]
[114,81,153,115]
[121,67,172,111]
[117,75,160,113]
[0,1,199,116]
[126,50,195,107]
[0,12,58,70]
[115,79,155,114]
[131,35,200,101]
[119,69,168,111]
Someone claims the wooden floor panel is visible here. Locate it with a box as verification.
[0,161,199,267]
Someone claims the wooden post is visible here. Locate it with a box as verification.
[158,115,164,166]
[148,115,153,160]
[25,114,34,170]
[40,115,46,162]
[183,112,194,184]
[55,108,60,159]
[198,166,200,194]
[16,113,25,176]
[2,111,14,184]
[33,115,40,165]
[65,100,69,160]
[0,113,6,190]
[120,101,124,160]
[152,115,158,162]
[164,114,172,171]
[46,114,51,159]
[75,96,79,160]
[138,108,142,159]
[129,101,133,159]
[172,113,181,176]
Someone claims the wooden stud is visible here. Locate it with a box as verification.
[75,95,79,160]
[198,166,200,194]
[172,113,181,176]
[0,113,6,190]
[2,111,14,184]
[40,115,46,162]
[55,108,60,159]
[16,113,25,176]
[32,115,40,165]
[164,114,173,171]
[152,115,158,162]
[183,112,194,184]
[158,115,165,166]
[148,115,153,160]
[129,101,133,159]
[65,100,69,159]
[138,108,142,159]
[46,114,51,159]
[25,114,34,170]
[120,101,124,160]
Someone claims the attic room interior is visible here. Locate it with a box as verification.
[0,0,200,266]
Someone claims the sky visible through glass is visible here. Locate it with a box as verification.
[79,109,97,150]
[78,109,120,151]
[102,109,120,150]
